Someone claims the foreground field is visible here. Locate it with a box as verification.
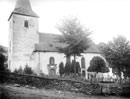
[0,84,129,99]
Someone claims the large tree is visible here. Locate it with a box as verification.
[87,56,109,74]
[98,36,130,82]
[56,17,91,74]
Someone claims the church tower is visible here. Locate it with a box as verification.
[8,0,39,71]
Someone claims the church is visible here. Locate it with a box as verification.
[8,0,107,79]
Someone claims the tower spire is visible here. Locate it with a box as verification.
[8,0,39,20]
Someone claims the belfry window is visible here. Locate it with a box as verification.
[24,20,28,28]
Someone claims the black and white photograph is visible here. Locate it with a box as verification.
[0,0,130,99]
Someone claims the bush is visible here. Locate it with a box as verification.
[64,62,71,75]
[59,62,64,76]
[39,72,45,77]
[0,53,7,72]
[14,66,23,74]
[13,65,34,75]
[23,64,34,75]
[87,56,109,73]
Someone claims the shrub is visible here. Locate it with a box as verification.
[23,64,34,75]
[0,53,7,72]
[13,68,19,74]
[59,62,64,76]
[64,62,71,75]
[17,66,23,74]
[87,56,109,73]
[39,72,45,77]
[76,62,81,75]
[71,60,81,75]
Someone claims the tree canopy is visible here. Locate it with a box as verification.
[23,64,34,74]
[0,45,8,72]
[56,17,91,57]
[98,35,130,79]
[87,56,109,73]
[0,53,7,72]
[56,17,91,74]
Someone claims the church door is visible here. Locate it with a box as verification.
[49,69,56,76]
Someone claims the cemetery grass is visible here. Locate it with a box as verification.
[0,84,129,99]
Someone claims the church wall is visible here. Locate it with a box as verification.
[9,14,39,72]
[33,52,107,77]
[34,52,66,75]
[80,53,111,79]
[81,53,105,79]
[8,16,13,70]
[33,52,111,79]
[69,53,104,79]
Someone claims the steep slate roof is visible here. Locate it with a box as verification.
[35,33,102,54]
[8,0,39,20]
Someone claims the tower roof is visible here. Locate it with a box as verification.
[8,0,39,20]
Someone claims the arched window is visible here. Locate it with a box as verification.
[49,57,55,65]
[82,70,86,77]
[81,57,85,68]
[24,20,28,28]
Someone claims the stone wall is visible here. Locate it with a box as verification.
[0,72,101,95]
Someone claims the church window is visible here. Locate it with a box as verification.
[81,57,85,68]
[82,70,86,77]
[49,57,55,65]
[24,20,28,28]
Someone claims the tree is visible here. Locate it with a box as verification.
[71,60,75,73]
[59,62,64,76]
[98,36,130,82]
[56,17,91,74]
[87,56,109,74]
[70,60,81,75]
[76,62,81,75]
[0,53,6,72]
[17,66,23,74]
[23,64,34,75]
[0,45,8,72]
[64,61,71,75]
[13,68,19,74]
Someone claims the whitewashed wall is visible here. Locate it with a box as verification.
[34,52,66,75]
[33,51,111,79]
[8,14,39,72]
[71,53,105,79]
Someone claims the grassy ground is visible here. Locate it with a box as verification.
[0,84,129,99]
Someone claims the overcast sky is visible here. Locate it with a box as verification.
[0,0,130,47]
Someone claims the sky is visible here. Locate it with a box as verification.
[0,0,130,47]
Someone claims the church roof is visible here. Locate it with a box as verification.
[8,0,39,20]
[35,33,102,54]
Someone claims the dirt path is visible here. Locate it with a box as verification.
[0,84,129,99]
